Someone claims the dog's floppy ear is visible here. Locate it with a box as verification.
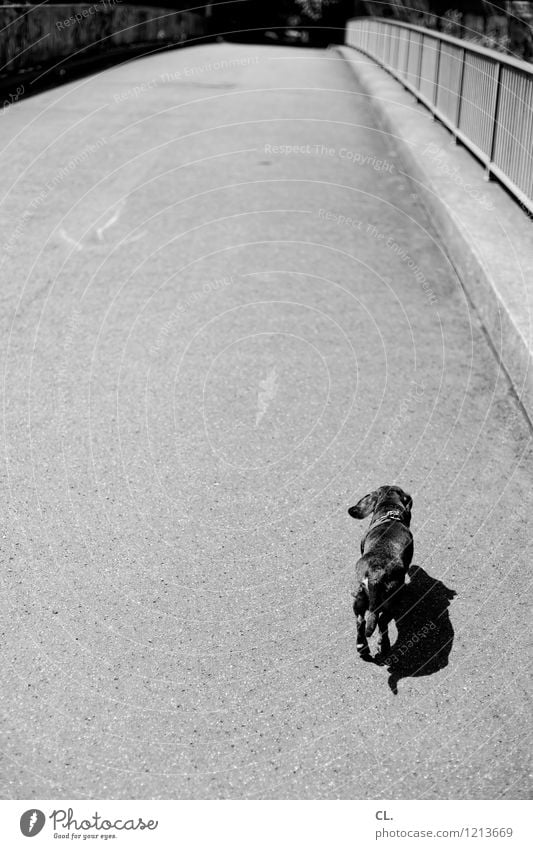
[348,491,377,519]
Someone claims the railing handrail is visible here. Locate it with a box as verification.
[358,16,533,76]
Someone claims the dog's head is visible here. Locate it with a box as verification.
[348,485,412,520]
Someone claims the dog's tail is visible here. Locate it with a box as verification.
[365,578,381,637]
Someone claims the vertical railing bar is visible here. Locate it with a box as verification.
[518,72,526,186]
[529,79,533,196]
[526,76,533,194]
[511,70,519,184]
[523,74,531,191]
[455,46,467,140]
[440,44,449,116]
[497,65,507,173]
[433,37,442,110]
[519,72,531,190]
[486,59,503,179]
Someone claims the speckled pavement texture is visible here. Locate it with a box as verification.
[0,43,531,799]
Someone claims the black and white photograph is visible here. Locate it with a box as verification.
[0,0,531,845]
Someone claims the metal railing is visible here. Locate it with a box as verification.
[346,17,533,216]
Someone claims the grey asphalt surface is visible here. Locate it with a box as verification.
[0,43,531,800]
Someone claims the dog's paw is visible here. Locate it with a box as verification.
[357,644,374,663]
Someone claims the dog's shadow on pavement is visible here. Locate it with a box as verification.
[380,565,456,695]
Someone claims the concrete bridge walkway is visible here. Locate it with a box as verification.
[0,42,531,799]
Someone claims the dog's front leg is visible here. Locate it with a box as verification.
[352,590,369,655]
[355,614,369,654]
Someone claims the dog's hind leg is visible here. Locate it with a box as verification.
[352,587,369,655]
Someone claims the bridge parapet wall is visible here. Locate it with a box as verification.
[0,4,207,79]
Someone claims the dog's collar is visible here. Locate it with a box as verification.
[370,510,405,529]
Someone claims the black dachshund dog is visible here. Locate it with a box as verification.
[348,485,413,658]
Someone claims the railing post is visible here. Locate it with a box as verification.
[433,38,442,110]
[454,46,466,142]
[486,60,503,180]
